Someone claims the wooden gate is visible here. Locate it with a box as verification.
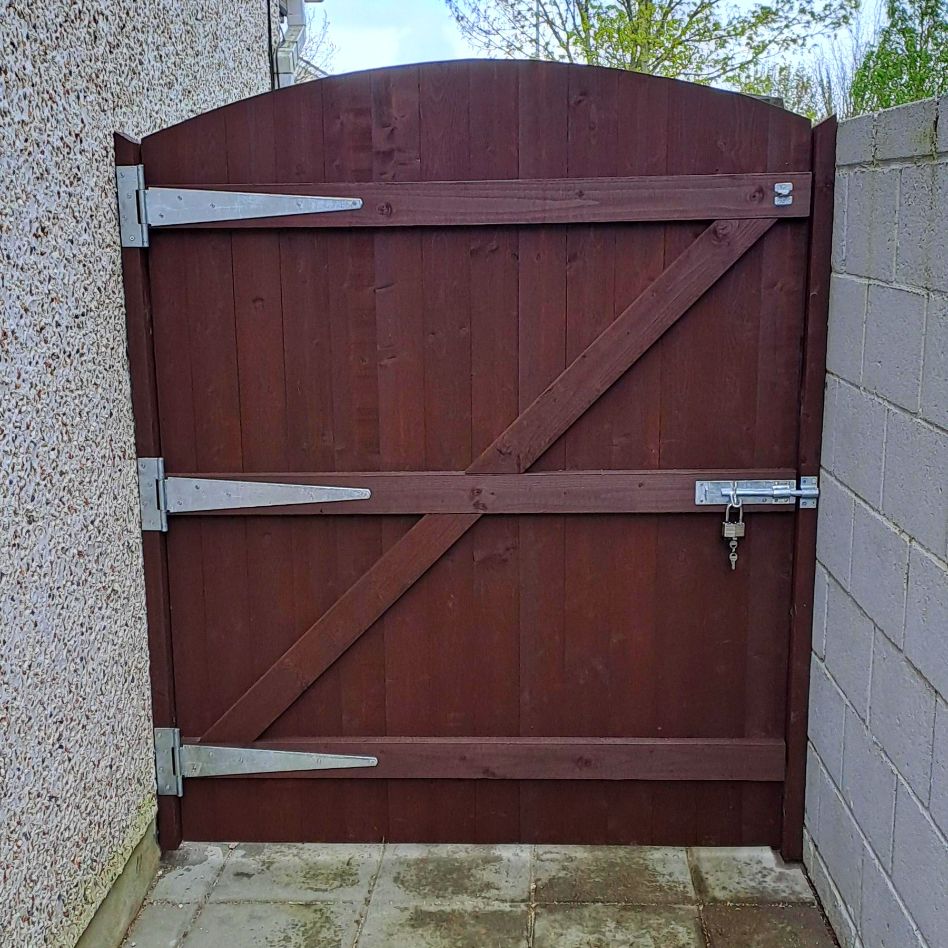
[117,61,834,858]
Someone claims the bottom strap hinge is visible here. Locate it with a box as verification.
[154,728,378,796]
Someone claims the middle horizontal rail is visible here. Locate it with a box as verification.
[166,469,798,516]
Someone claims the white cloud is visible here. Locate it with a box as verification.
[323,0,481,75]
[330,25,414,74]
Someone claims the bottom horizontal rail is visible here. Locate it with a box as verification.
[183,736,785,782]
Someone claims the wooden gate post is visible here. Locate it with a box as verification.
[114,132,182,851]
[782,116,837,861]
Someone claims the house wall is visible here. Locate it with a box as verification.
[0,3,272,945]
[806,97,948,948]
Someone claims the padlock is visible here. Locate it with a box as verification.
[722,503,745,539]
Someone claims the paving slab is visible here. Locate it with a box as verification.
[533,903,705,948]
[148,844,226,904]
[122,902,196,948]
[533,845,695,905]
[373,843,531,903]
[689,847,816,904]
[184,901,363,948]
[357,900,529,948]
[210,842,380,903]
[703,904,837,947]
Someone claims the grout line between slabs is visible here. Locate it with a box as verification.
[527,843,537,947]
[173,843,233,947]
[350,841,387,948]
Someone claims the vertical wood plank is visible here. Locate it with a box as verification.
[516,61,570,842]
[388,60,478,842]
[538,63,620,839]
[273,81,327,183]
[225,90,303,819]
[371,64,425,841]
[468,61,522,840]
[320,71,388,838]
[657,86,771,840]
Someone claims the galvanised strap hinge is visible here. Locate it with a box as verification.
[154,728,377,797]
[137,457,370,532]
[115,164,362,248]
[694,476,819,509]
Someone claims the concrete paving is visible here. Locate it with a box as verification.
[122,843,837,947]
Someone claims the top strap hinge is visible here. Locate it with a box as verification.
[116,164,149,248]
[115,164,362,248]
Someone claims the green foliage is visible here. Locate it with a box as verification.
[447,0,857,87]
[850,0,948,112]
[744,64,827,120]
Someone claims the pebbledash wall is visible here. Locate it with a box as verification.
[0,3,271,946]
[805,97,948,947]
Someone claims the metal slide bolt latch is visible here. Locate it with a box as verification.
[694,477,819,509]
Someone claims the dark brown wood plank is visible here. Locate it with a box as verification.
[554,62,621,838]
[163,172,811,228]
[587,68,670,837]
[656,86,769,840]
[467,60,522,841]
[369,63,425,841]
[185,737,786,782]
[782,116,837,862]
[390,59,478,843]
[516,59,570,842]
[318,69,390,839]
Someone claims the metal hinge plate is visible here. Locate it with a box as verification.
[694,476,819,508]
[116,164,362,247]
[138,457,370,531]
[154,728,377,796]
[774,182,793,206]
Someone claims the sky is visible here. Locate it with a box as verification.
[311,0,885,79]
[316,0,482,75]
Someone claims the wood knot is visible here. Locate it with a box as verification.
[712,220,737,241]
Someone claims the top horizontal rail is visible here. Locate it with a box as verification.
[147,173,811,229]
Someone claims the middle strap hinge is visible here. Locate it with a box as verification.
[116,164,362,248]
[137,457,371,532]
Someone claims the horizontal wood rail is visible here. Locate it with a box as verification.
[183,737,786,782]
[174,469,798,515]
[175,173,811,228]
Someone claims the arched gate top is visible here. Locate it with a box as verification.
[139,60,812,188]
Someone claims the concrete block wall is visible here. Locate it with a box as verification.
[805,96,948,948]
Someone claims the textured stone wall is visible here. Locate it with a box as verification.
[0,3,270,945]
[805,97,948,948]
